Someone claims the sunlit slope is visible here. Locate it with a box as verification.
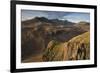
[42,40,67,61]
[43,32,90,61]
[66,31,90,60]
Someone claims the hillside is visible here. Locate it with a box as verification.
[22,31,90,62]
[42,31,90,61]
[74,21,90,31]
[21,17,90,62]
[42,40,67,61]
[66,31,90,60]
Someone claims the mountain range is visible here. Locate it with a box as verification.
[21,17,90,62]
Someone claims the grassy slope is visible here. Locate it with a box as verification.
[66,31,90,60]
[43,31,90,61]
[42,40,67,61]
[22,31,90,62]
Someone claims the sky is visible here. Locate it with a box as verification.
[21,10,90,23]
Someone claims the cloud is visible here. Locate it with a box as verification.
[21,10,90,23]
[44,11,72,19]
[21,10,48,21]
[62,12,90,23]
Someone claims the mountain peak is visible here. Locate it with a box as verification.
[34,17,49,22]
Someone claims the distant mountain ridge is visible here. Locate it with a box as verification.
[22,17,74,26]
